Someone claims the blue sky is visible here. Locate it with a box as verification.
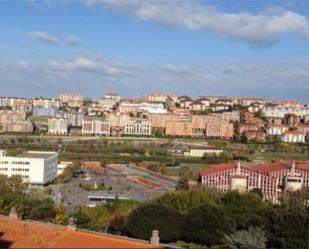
[1,0,309,102]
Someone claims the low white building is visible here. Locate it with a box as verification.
[0,150,58,187]
[184,146,223,157]
[282,131,305,143]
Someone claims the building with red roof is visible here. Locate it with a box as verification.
[200,161,309,202]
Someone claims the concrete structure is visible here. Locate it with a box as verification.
[0,150,58,187]
[99,93,120,110]
[59,93,84,108]
[146,93,177,103]
[48,118,68,135]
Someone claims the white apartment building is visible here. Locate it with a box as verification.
[124,120,151,136]
[0,150,58,187]
[266,124,289,136]
[262,106,309,119]
[48,118,68,134]
[282,131,305,143]
[119,102,167,114]
[32,98,60,108]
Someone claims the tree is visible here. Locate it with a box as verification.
[184,204,235,246]
[225,226,267,249]
[126,203,185,242]
[154,188,221,214]
[221,191,266,230]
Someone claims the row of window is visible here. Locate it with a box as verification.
[12,161,30,165]
[12,168,29,172]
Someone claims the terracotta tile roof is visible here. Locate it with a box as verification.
[244,162,289,174]
[200,163,236,176]
[0,216,161,249]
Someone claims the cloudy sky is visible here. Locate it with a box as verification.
[1,0,309,102]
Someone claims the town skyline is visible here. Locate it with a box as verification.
[1,1,309,101]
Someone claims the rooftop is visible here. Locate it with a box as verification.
[16,151,57,159]
[0,216,161,249]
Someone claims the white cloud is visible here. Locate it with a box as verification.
[27,31,59,44]
[65,35,80,46]
[1,57,309,102]
[86,0,309,45]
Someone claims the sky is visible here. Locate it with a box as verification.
[1,0,309,102]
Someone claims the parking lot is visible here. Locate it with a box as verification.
[51,165,177,211]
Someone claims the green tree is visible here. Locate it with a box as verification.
[126,203,185,242]
[184,204,235,246]
[225,226,267,249]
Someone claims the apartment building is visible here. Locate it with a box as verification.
[262,106,309,119]
[165,120,193,137]
[124,120,151,136]
[0,150,58,187]
[0,97,33,112]
[59,94,84,108]
[205,122,234,139]
[82,118,111,135]
[32,98,60,108]
[32,106,57,117]
[98,93,120,110]
[0,120,33,133]
[146,93,177,103]
[266,124,289,136]
[48,118,68,135]
[0,110,26,122]
[119,101,167,114]
[55,110,84,127]
[200,161,309,203]
[282,131,305,143]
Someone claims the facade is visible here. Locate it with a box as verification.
[0,120,33,133]
[32,98,60,108]
[33,106,57,117]
[0,150,58,187]
[184,146,223,157]
[205,122,233,139]
[48,118,68,135]
[124,120,151,136]
[146,93,177,103]
[282,131,305,143]
[200,161,309,203]
[119,101,167,114]
[82,118,111,135]
[59,94,84,108]
[55,110,84,127]
[0,110,27,122]
[165,120,193,137]
[266,124,289,136]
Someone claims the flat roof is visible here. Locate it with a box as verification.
[17,151,57,159]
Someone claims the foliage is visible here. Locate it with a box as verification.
[126,203,185,242]
[225,226,267,249]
